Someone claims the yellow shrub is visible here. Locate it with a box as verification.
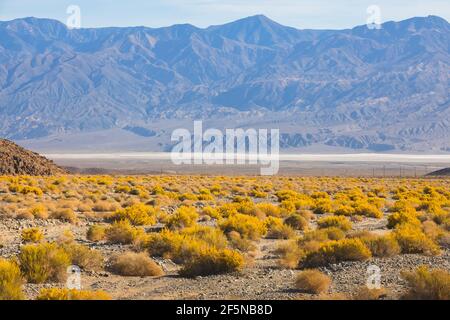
[394,224,440,256]
[62,243,104,271]
[179,247,244,277]
[21,228,44,243]
[312,199,333,215]
[317,216,352,232]
[166,206,199,230]
[303,238,371,267]
[112,203,157,226]
[37,288,111,300]
[264,216,295,239]
[284,214,309,230]
[19,243,70,283]
[86,225,107,242]
[401,266,450,300]
[0,259,24,300]
[363,235,401,257]
[201,206,221,220]
[353,202,383,219]
[228,231,256,252]
[50,208,77,223]
[29,204,48,219]
[110,252,164,277]
[181,225,228,249]
[295,269,331,294]
[387,207,420,229]
[219,213,267,240]
[256,203,281,217]
[105,220,144,244]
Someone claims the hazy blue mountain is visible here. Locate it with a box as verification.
[0,15,449,152]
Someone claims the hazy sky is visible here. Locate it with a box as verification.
[0,0,449,29]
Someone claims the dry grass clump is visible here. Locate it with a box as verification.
[401,266,450,300]
[0,259,24,300]
[29,204,48,219]
[353,286,388,300]
[86,225,107,242]
[110,252,164,277]
[21,227,44,243]
[284,213,309,230]
[18,243,70,283]
[295,269,331,294]
[275,241,304,269]
[227,231,256,252]
[317,216,352,232]
[302,238,371,267]
[62,243,104,271]
[37,288,111,300]
[50,208,77,223]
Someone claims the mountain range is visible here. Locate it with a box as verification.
[0,15,449,153]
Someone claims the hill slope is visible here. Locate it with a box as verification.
[0,139,65,175]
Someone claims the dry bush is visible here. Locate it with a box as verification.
[302,227,346,243]
[105,220,144,244]
[284,214,309,230]
[29,204,48,219]
[62,243,104,271]
[275,241,304,269]
[50,208,77,223]
[315,292,350,300]
[363,235,401,257]
[295,269,331,294]
[227,231,256,252]
[37,288,111,300]
[353,286,388,300]
[16,210,34,220]
[303,238,371,267]
[18,243,70,283]
[21,228,44,243]
[179,247,244,277]
[317,216,352,232]
[110,252,164,277]
[0,259,24,300]
[87,225,107,242]
[401,266,450,300]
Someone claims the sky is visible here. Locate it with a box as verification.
[0,0,449,30]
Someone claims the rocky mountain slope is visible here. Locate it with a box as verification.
[0,15,449,152]
[0,139,65,175]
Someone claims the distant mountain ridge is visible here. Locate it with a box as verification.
[0,15,449,153]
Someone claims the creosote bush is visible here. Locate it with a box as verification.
[110,252,164,277]
[295,269,331,294]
